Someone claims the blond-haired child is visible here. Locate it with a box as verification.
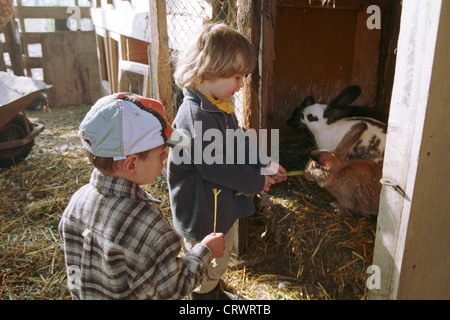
[168,23,286,300]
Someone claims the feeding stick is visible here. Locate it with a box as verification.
[272,170,304,180]
[212,188,222,235]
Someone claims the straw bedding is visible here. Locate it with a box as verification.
[0,105,376,300]
[224,136,377,300]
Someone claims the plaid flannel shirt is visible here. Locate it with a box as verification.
[58,169,211,300]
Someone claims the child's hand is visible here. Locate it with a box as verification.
[201,233,225,259]
[259,175,276,195]
[271,163,288,183]
[259,162,288,195]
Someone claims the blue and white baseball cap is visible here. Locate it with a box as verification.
[79,93,189,160]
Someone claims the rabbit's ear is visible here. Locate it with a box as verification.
[324,106,352,124]
[287,96,316,127]
[334,122,368,158]
[310,150,335,168]
[324,86,362,124]
[328,86,362,108]
[300,96,315,109]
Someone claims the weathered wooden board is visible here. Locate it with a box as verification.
[41,31,101,106]
[394,0,450,300]
[370,0,449,300]
[149,0,173,122]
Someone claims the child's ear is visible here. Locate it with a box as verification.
[122,154,138,176]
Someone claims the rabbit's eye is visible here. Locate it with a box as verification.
[307,114,319,122]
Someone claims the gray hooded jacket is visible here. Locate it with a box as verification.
[167,89,267,241]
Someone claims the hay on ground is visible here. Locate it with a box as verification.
[0,105,376,300]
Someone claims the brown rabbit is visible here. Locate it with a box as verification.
[304,123,383,216]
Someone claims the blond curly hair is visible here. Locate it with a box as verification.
[173,22,256,91]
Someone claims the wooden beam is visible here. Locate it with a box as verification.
[126,37,149,64]
[14,6,91,20]
[94,32,108,82]
[149,0,174,122]
[107,35,119,93]
[234,0,263,257]
[260,0,277,130]
[22,56,42,69]
[237,0,261,131]
[0,39,6,71]
[119,34,127,61]
[2,20,24,76]
[101,30,113,93]
[20,33,41,45]
[278,0,389,10]
[375,0,402,122]
[90,8,151,44]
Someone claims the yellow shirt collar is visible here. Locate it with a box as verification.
[201,91,235,114]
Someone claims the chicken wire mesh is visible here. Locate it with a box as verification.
[166,0,244,124]
[166,0,237,51]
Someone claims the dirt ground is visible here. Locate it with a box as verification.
[0,103,376,300]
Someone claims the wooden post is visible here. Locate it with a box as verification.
[15,0,31,76]
[375,0,402,122]
[0,39,6,71]
[393,0,450,300]
[369,0,449,300]
[149,0,174,123]
[237,0,261,131]
[95,31,108,83]
[107,33,119,93]
[3,20,24,76]
[235,0,263,256]
[260,0,277,131]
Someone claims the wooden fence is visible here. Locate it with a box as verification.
[2,2,90,75]
[1,2,101,106]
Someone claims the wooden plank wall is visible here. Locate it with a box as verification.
[0,2,100,106]
[41,31,101,106]
[13,2,91,76]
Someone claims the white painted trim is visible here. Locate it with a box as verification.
[90,7,152,43]
[370,0,443,300]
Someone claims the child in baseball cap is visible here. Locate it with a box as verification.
[59,93,225,300]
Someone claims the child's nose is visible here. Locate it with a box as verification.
[238,77,244,88]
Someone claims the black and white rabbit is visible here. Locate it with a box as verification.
[304,123,383,217]
[287,86,387,163]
